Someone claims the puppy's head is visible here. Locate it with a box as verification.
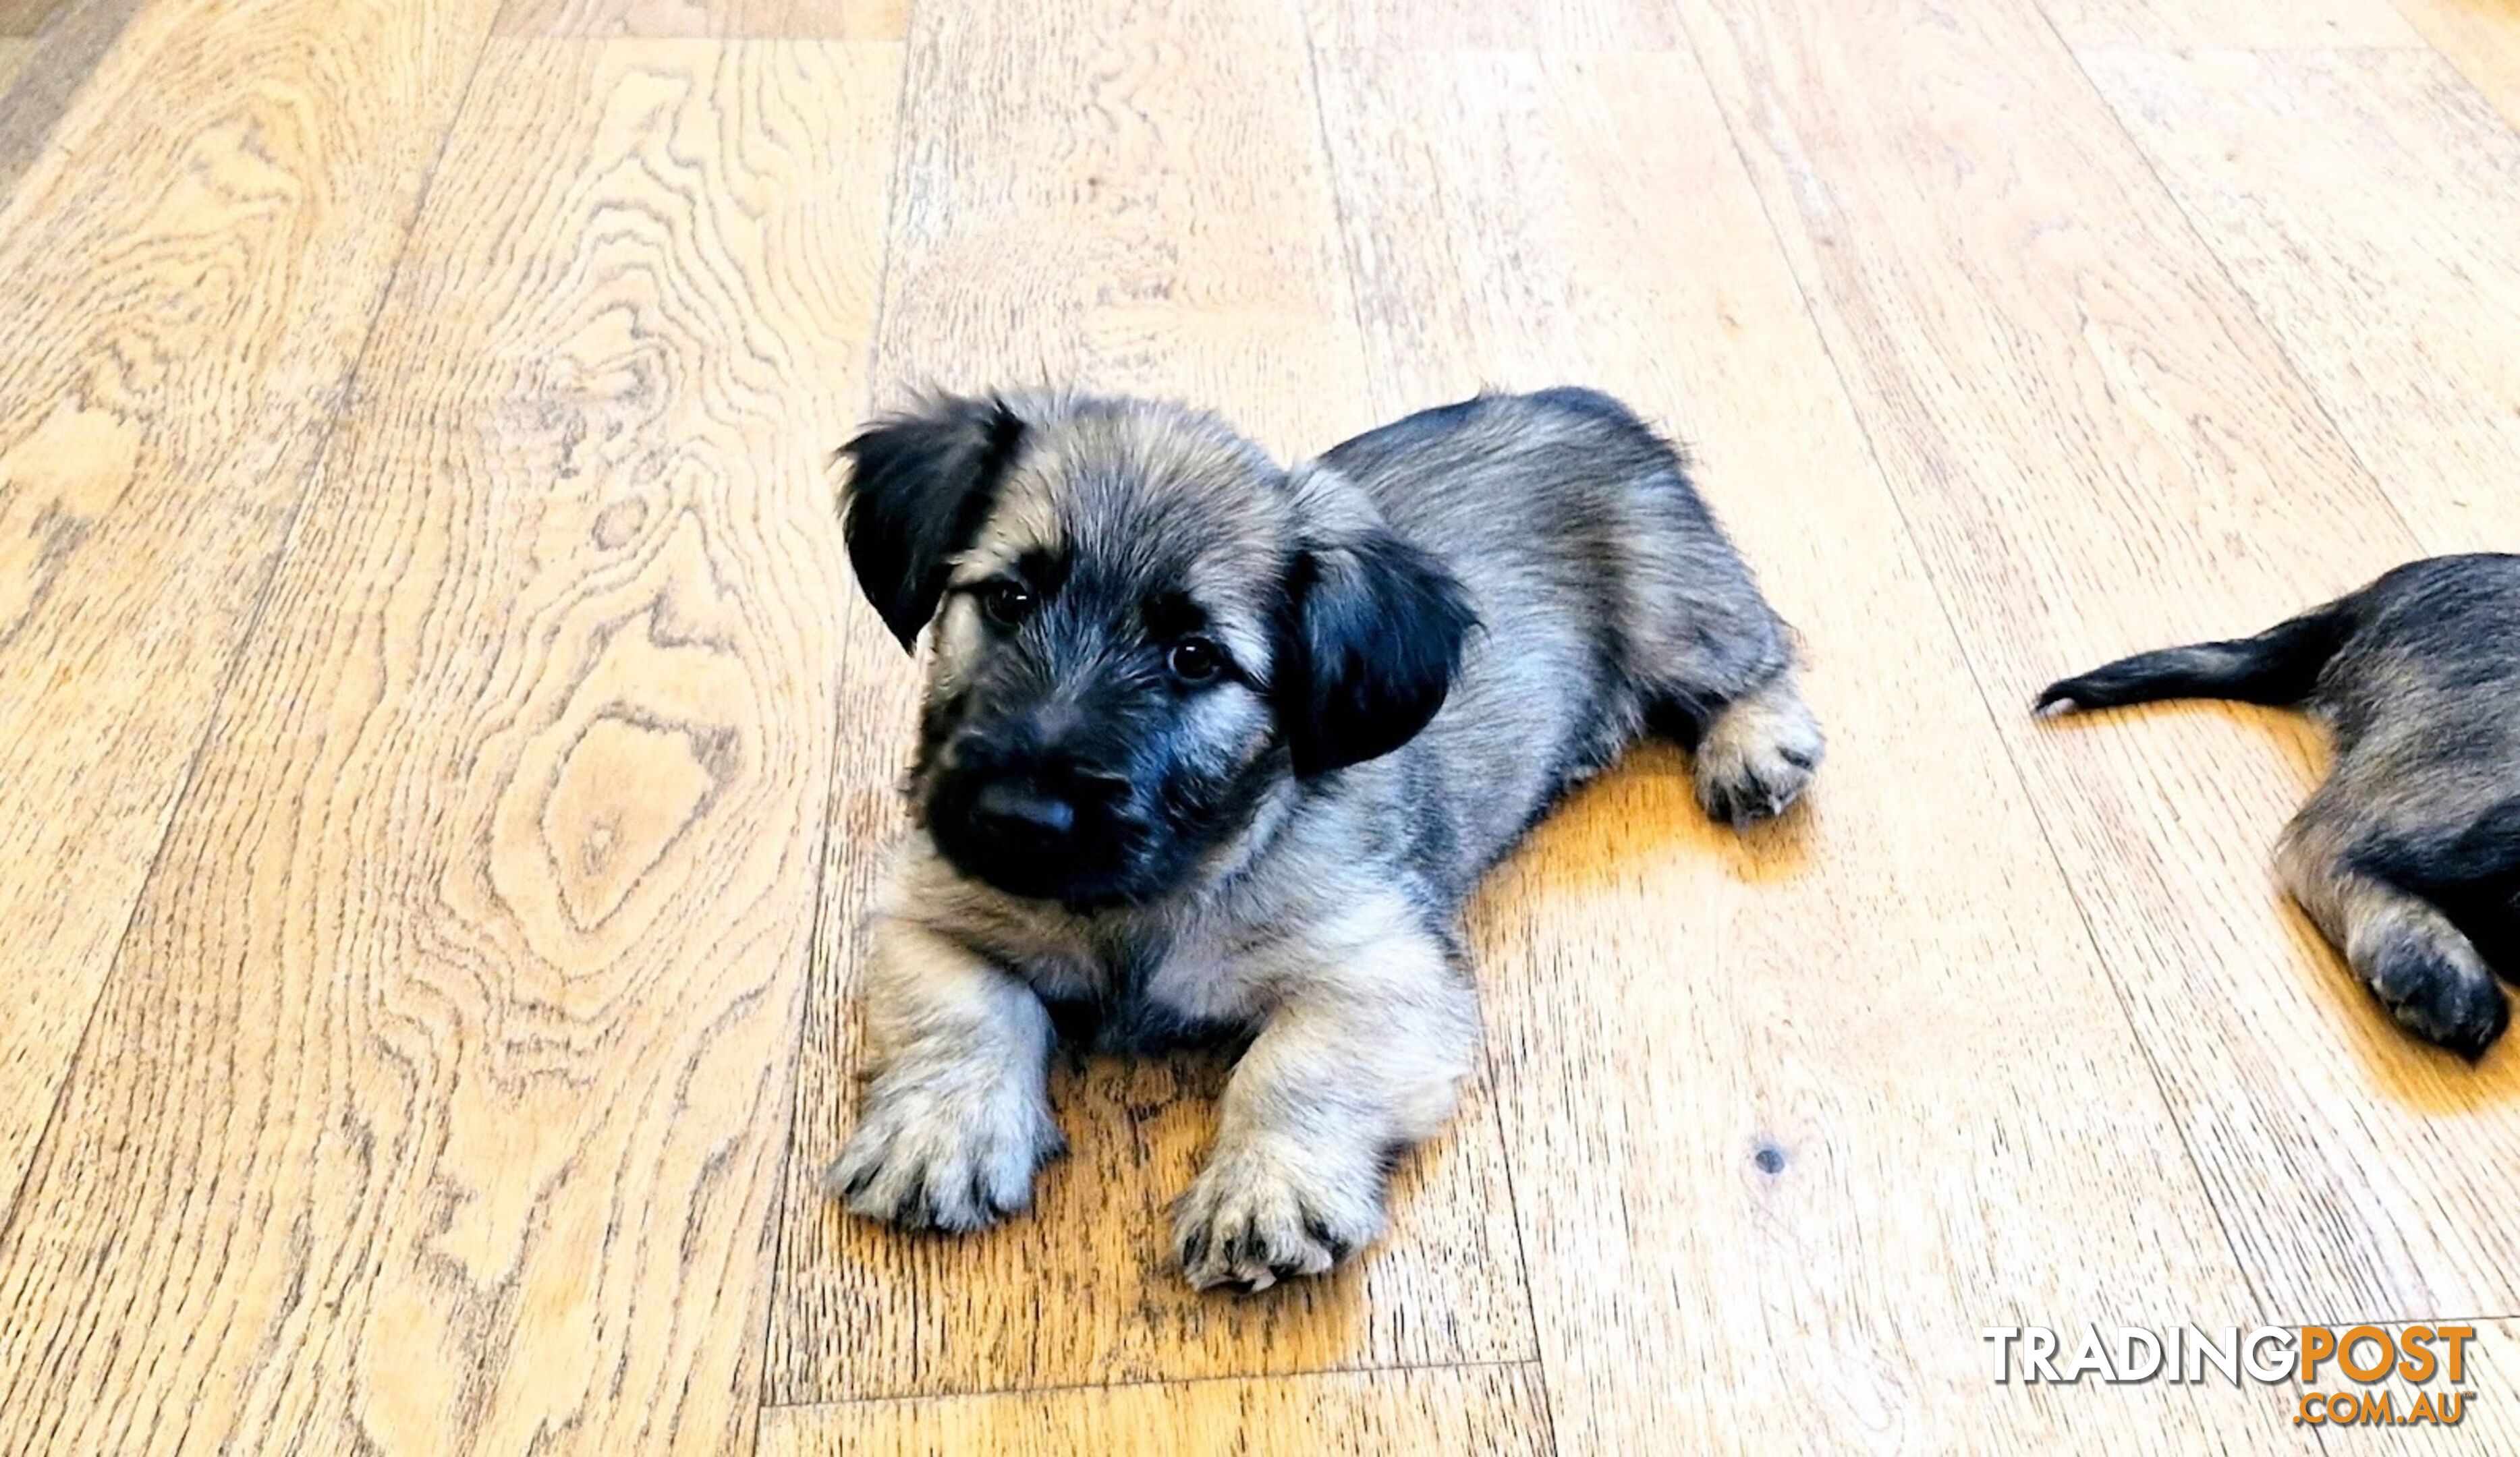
[840,391,1473,908]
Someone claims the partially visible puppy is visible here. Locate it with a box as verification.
[829,387,1820,1289]
[2039,554,2520,1059]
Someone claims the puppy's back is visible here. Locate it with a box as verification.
[1313,390,1788,886]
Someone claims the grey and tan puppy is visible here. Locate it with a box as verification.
[828,387,1821,1288]
[2040,554,2520,1060]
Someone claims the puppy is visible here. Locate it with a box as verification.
[2039,554,2520,1059]
[827,388,1822,1289]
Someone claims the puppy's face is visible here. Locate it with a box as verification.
[840,393,1472,909]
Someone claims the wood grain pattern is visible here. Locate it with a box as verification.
[758,1365,1554,1457]
[1672,0,2520,1328]
[495,0,906,39]
[2394,0,2520,132]
[2038,0,2421,47]
[0,0,499,1232]
[1314,44,2304,1454]
[0,38,899,1454]
[0,0,63,35]
[0,0,152,198]
[2080,45,2520,552]
[1300,0,1679,51]
[763,0,1534,1406]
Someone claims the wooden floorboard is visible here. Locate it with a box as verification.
[0,36,898,1454]
[758,1365,1555,1457]
[2039,0,2423,47]
[1671,0,2520,1329]
[762,0,1537,1406]
[1299,0,1681,51]
[2077,43,2520,552]
[2393,0,2520,132]
[0,0,500,1236]
[493,0,905,40]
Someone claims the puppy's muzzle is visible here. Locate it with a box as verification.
[966,761,1129,847]
[968,780,1077,847]
[930,720,1142,898]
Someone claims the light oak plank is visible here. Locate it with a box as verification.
[0,0,151,198]
[1672,0,2520,1325]
[0,0,500,1228]
[0,38,898,1454]
[1314,44,2302,1455]
[2081,46,2520,550]
[764,0,1534,1404]
[2393,0,2520,132]
[2040,0,2422,48]
[758,1364,1552,1457]
[495,0,906,40]
[0,36,30,85]
[1300,0,1679,51]
[0,0,61,36]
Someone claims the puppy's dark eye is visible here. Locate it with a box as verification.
[978,581,1035,628]
[1167,636,1224,684]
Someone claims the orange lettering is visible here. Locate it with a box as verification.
[2399,1325,2438,1383]
[2438,1325,2475,1383]
[2338,1326,2394,1383]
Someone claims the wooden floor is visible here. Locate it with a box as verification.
[3,0,2519,1450]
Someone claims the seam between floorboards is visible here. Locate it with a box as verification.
[2042,22,2432,559]
[0,5,506,1251]
[1658,0,2280,1335]
[2033,0,2453,1324]
[0,0,151,204]
[1294,29,1561,1457]
[2384,0,2520,140]
[756,1355,1545,1415]
[749,9,925,1441]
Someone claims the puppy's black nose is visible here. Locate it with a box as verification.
[971,782,1075,844]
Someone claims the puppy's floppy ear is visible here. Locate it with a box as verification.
[839,393,1027,650]
[1277,467,1477,777]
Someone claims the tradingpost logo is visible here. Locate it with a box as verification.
[1983,1323,2479,1428]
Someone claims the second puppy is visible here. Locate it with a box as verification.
[829,388,1821,1288]
[2040,554,2520,1059]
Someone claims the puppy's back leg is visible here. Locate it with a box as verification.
[1689,669,1824,827]
[1616,511,1821,825]
[2278,805,2511,1059]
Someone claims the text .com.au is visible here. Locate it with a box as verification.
[1983,1324,2478,1429]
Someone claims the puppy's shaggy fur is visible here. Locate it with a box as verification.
[2040,554,2520,1059]
[829,388,1820,1288]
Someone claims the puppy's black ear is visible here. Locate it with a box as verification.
[839,394,1027,650]
[1278,480,1476,777]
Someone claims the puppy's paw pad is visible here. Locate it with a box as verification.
[2368,942,2509,1061]
[826,1081,1065,1233]
[1173,1145,1382,1292]
[1696,699,1823,828]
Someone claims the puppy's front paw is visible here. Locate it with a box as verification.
[1173,1140,1385,1292]
[1696,683,1823,828]
[826,1078,1065,1232]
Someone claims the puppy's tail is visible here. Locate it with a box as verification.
[2034,601,2355,716]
